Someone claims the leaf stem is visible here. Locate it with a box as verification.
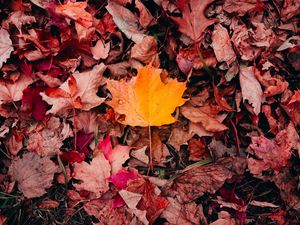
[147,126,153,175]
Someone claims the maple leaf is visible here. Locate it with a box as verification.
[0,75,33,105]
[170,0,215,41]
[0,28,14,69]
[106,65,187,127]
[97,136,131,174]
[247,122,300,174]
[41,64,106,114]
[8,152,59,198]
[73,152,111,198]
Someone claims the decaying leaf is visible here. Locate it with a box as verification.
[106,65,187,126]
[165,157,246,203]
[8,152,59,198]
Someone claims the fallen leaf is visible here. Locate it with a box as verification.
[161,197,207,225]
[91,40,110,60]
[130,36,160,66]
[106,1,146,43]
[281,90,300,125]
[209,211,236,225]
[26,117,72,156]
[0,75,33,105]
[247,122,300,174]
[73,152,111,198]
[239,66,263,115]
[106,65,187,126]
[55,1,93,28]
[37,200,60,209]
[8,152,59,198]
[165,157,246,203]
[97,136,131,174]
[0,28,14,69]
[41,64,106,114]
[126,178,169,224]
[181,105,228,132]
[211,24,236,64]
[170,0,215,41]
[108,168,140,189]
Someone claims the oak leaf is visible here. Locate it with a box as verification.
[41,64,106,114]
[8,152,59,198]
[0,28,13,69]
[106,65,187,126]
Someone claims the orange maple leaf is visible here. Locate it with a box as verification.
[106,65,187,127]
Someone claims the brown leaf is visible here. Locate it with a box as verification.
[37,200,60,209]
[181,105,228,132]
[165,157,246,203]
[169,0,215,41]
[130,36,160,66]
[73,152,111,198]
[281,90,300,125]
[168,127,191,151]
[41,64,106,114]
[91,40,110,60]
[239,66,263,115]
[271,169,300,212]
[106,1,146,43]
[209,211,236,225]
[8,152,59,198]
[161,197,207,225]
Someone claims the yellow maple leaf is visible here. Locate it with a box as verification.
[106,65,187,127]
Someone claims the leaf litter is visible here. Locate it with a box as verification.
[0,0,299,224]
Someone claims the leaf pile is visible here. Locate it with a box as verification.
[0,0,299,224]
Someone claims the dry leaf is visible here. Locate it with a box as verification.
[73,152,111,198]
[170,0,215,41]
[181,105,228,132]
[106,1,146,43]
[161,197,207,225]
[8,152,59,198]
[247,122,300,174]
[165,157,246,203]
[41,64,106,114]
[239,66,263,115]
[106,65,187,126]
[91,40,110,60]
[0,75,33,105]
[55,1,93,28]
[211,24,236,64]
[0,28,14,69]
